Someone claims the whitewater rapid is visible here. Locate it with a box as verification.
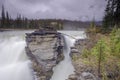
[0,31,34,80]
[51,31,86,80]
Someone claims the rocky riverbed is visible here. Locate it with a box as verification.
[25,30,64,80]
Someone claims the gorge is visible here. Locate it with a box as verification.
[0,30,87,80]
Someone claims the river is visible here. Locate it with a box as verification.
[51,31,86,80]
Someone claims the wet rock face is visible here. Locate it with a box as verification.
[25,31,64,80]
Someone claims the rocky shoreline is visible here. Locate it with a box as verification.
[68,32,120,80]
[68,39,98,80]
[25,30,64,80]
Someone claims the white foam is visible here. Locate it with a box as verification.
[0,31,34,80]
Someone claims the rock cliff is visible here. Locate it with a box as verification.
[25,30,64,80]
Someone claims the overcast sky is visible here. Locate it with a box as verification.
[0,0,106,21]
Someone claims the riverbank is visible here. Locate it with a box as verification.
[69,28,120,80]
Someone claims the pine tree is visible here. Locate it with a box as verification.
[24,17,27,28]
[114,0,120,26]
[1,5,6,28]
[103,0,120,29]
[103,0,114,28]
[6,11,10,28]
[16,14,22,28]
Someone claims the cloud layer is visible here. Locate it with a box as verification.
[0,0,106,21]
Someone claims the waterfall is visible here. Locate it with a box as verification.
[0,30,86,80]
[0,31,34,80]
[51,31,86,80]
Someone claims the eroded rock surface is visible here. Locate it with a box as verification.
[25,30,64,80]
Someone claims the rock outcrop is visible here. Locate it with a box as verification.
[68,39,97,80]
[25,30,64,80]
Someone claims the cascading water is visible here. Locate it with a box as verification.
[0,31,34,80]
[51,31,86,80]
[0,30,86,80]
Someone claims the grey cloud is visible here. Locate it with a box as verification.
[0,0,106,21]
[20,0,50,3]
[0,0,5,6]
